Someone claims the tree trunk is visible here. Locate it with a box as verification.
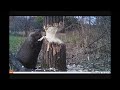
[41,38,66,71]
[39,16,66,71]
[41,39,66,71]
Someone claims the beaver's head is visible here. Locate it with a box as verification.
[27,30,43,48]
[28,30,42,42]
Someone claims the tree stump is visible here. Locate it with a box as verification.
[41,38,67,71]
[38,16,66,71]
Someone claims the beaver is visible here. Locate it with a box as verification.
[16,30,43,69]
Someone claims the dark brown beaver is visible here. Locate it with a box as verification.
[16,30,43,69]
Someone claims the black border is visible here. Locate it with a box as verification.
[0,11,9,80]
[9,11,111,16]
[9,74,111,79]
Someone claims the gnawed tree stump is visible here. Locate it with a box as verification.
[38,16,66,71]
[41,38,66,71]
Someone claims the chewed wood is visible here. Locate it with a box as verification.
[41,39,67,71]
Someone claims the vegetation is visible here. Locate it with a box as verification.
[9,16,44,36]
[9,35,26,54]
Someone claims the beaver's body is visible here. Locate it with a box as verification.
[16,31,43,69]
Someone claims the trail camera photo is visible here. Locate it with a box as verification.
[9,16,111,74]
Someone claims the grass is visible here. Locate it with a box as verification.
[9,35,26,54]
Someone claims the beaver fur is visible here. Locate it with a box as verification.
[16,30,43,69]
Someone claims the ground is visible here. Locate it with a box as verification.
[9,35,111,72]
